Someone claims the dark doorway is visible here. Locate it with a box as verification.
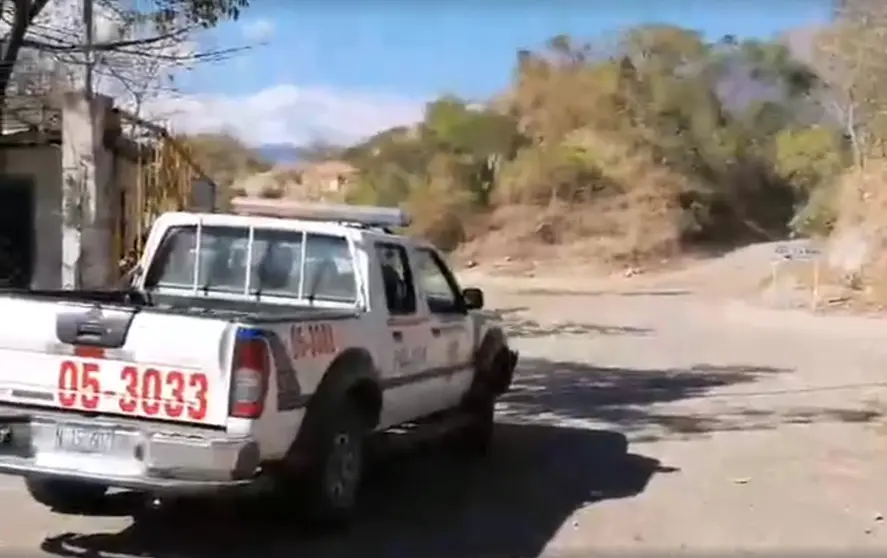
[0,177,34,288]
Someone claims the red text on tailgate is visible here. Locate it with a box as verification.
[58,359,208,420]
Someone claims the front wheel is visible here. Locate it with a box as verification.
[24,477,108,513]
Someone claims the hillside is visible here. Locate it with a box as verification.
[333,28,843,266]
[189,8,887,303]
[256,143,302,165]
[181,133,273,189]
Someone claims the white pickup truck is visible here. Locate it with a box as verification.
[0,199,518,525]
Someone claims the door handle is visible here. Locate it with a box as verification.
[392,330,403,342]
[431,327,441,337]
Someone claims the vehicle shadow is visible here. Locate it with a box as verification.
[39,424,674,558]
[504,319,652,338]
[500,358,794,441]
[486,308,653,338]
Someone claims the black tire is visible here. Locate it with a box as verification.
[450,396,495,457]
[301,402,368,528]
[24,477,108,513]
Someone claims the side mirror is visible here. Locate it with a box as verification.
[462,287,484,310]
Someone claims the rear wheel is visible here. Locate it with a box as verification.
[301,402,368,528]
[24,477,107,513]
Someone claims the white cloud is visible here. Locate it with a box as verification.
[242,19,275,43]
[143,84,426,146]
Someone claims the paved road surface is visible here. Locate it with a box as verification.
[3,285,887,556]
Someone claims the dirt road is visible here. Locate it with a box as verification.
[4,280,887,556]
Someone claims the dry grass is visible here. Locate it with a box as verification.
[230,167,346,203]
[456,133,688,270]
[229,130,691,276]
[757,159,887,315]
[454,199,682,273]
[827,160,887,307]
[757,259,856,312]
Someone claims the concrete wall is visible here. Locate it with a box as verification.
[0,92,195,290]
[0,92,134,290]
[2,144,63,289]
[60,93,116,289]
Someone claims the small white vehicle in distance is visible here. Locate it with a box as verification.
[0,198,518,525]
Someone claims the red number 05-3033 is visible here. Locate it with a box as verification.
[57,360,209,421]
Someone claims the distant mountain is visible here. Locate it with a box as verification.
[255,142,350,166]
[255,143,303,165]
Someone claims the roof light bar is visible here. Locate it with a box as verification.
[230,197,412,228]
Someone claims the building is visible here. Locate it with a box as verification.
[297,160,358,194]
[0,91,202,290]
[232,159,358,201]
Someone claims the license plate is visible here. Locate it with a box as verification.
[54,425,116,454]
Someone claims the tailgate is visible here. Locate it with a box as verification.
[0,298,235,427]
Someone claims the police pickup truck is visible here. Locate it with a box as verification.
[0,198,518,525]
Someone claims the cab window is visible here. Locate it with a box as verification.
[375,243,416,315]
[144,225,357,303]
[414,248,462,314]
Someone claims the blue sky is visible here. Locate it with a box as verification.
[164,0,834,147]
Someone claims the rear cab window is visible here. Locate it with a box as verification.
[143,224,358,304]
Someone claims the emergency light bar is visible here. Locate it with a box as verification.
[230,197,412,228]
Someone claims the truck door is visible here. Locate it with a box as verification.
[373,241,432,425]
[412,247,474,413]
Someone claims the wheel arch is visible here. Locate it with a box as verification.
[469,327,516,398]
[290,346,383,459]
[475,326,507,373]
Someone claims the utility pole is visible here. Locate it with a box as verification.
[83,0,93,98]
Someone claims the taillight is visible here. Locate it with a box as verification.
[229,331,270,419]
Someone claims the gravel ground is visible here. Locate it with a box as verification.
[3,278,887,556]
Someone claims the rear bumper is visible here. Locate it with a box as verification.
[0,462,257,494]
[0,410,263,495]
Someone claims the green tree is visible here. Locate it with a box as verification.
[340,26,846,255]
[774,126,845,195]
[772,125,847,235]
[423,96,524,205]
[810,0,887,166]
[619,25,709,73]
